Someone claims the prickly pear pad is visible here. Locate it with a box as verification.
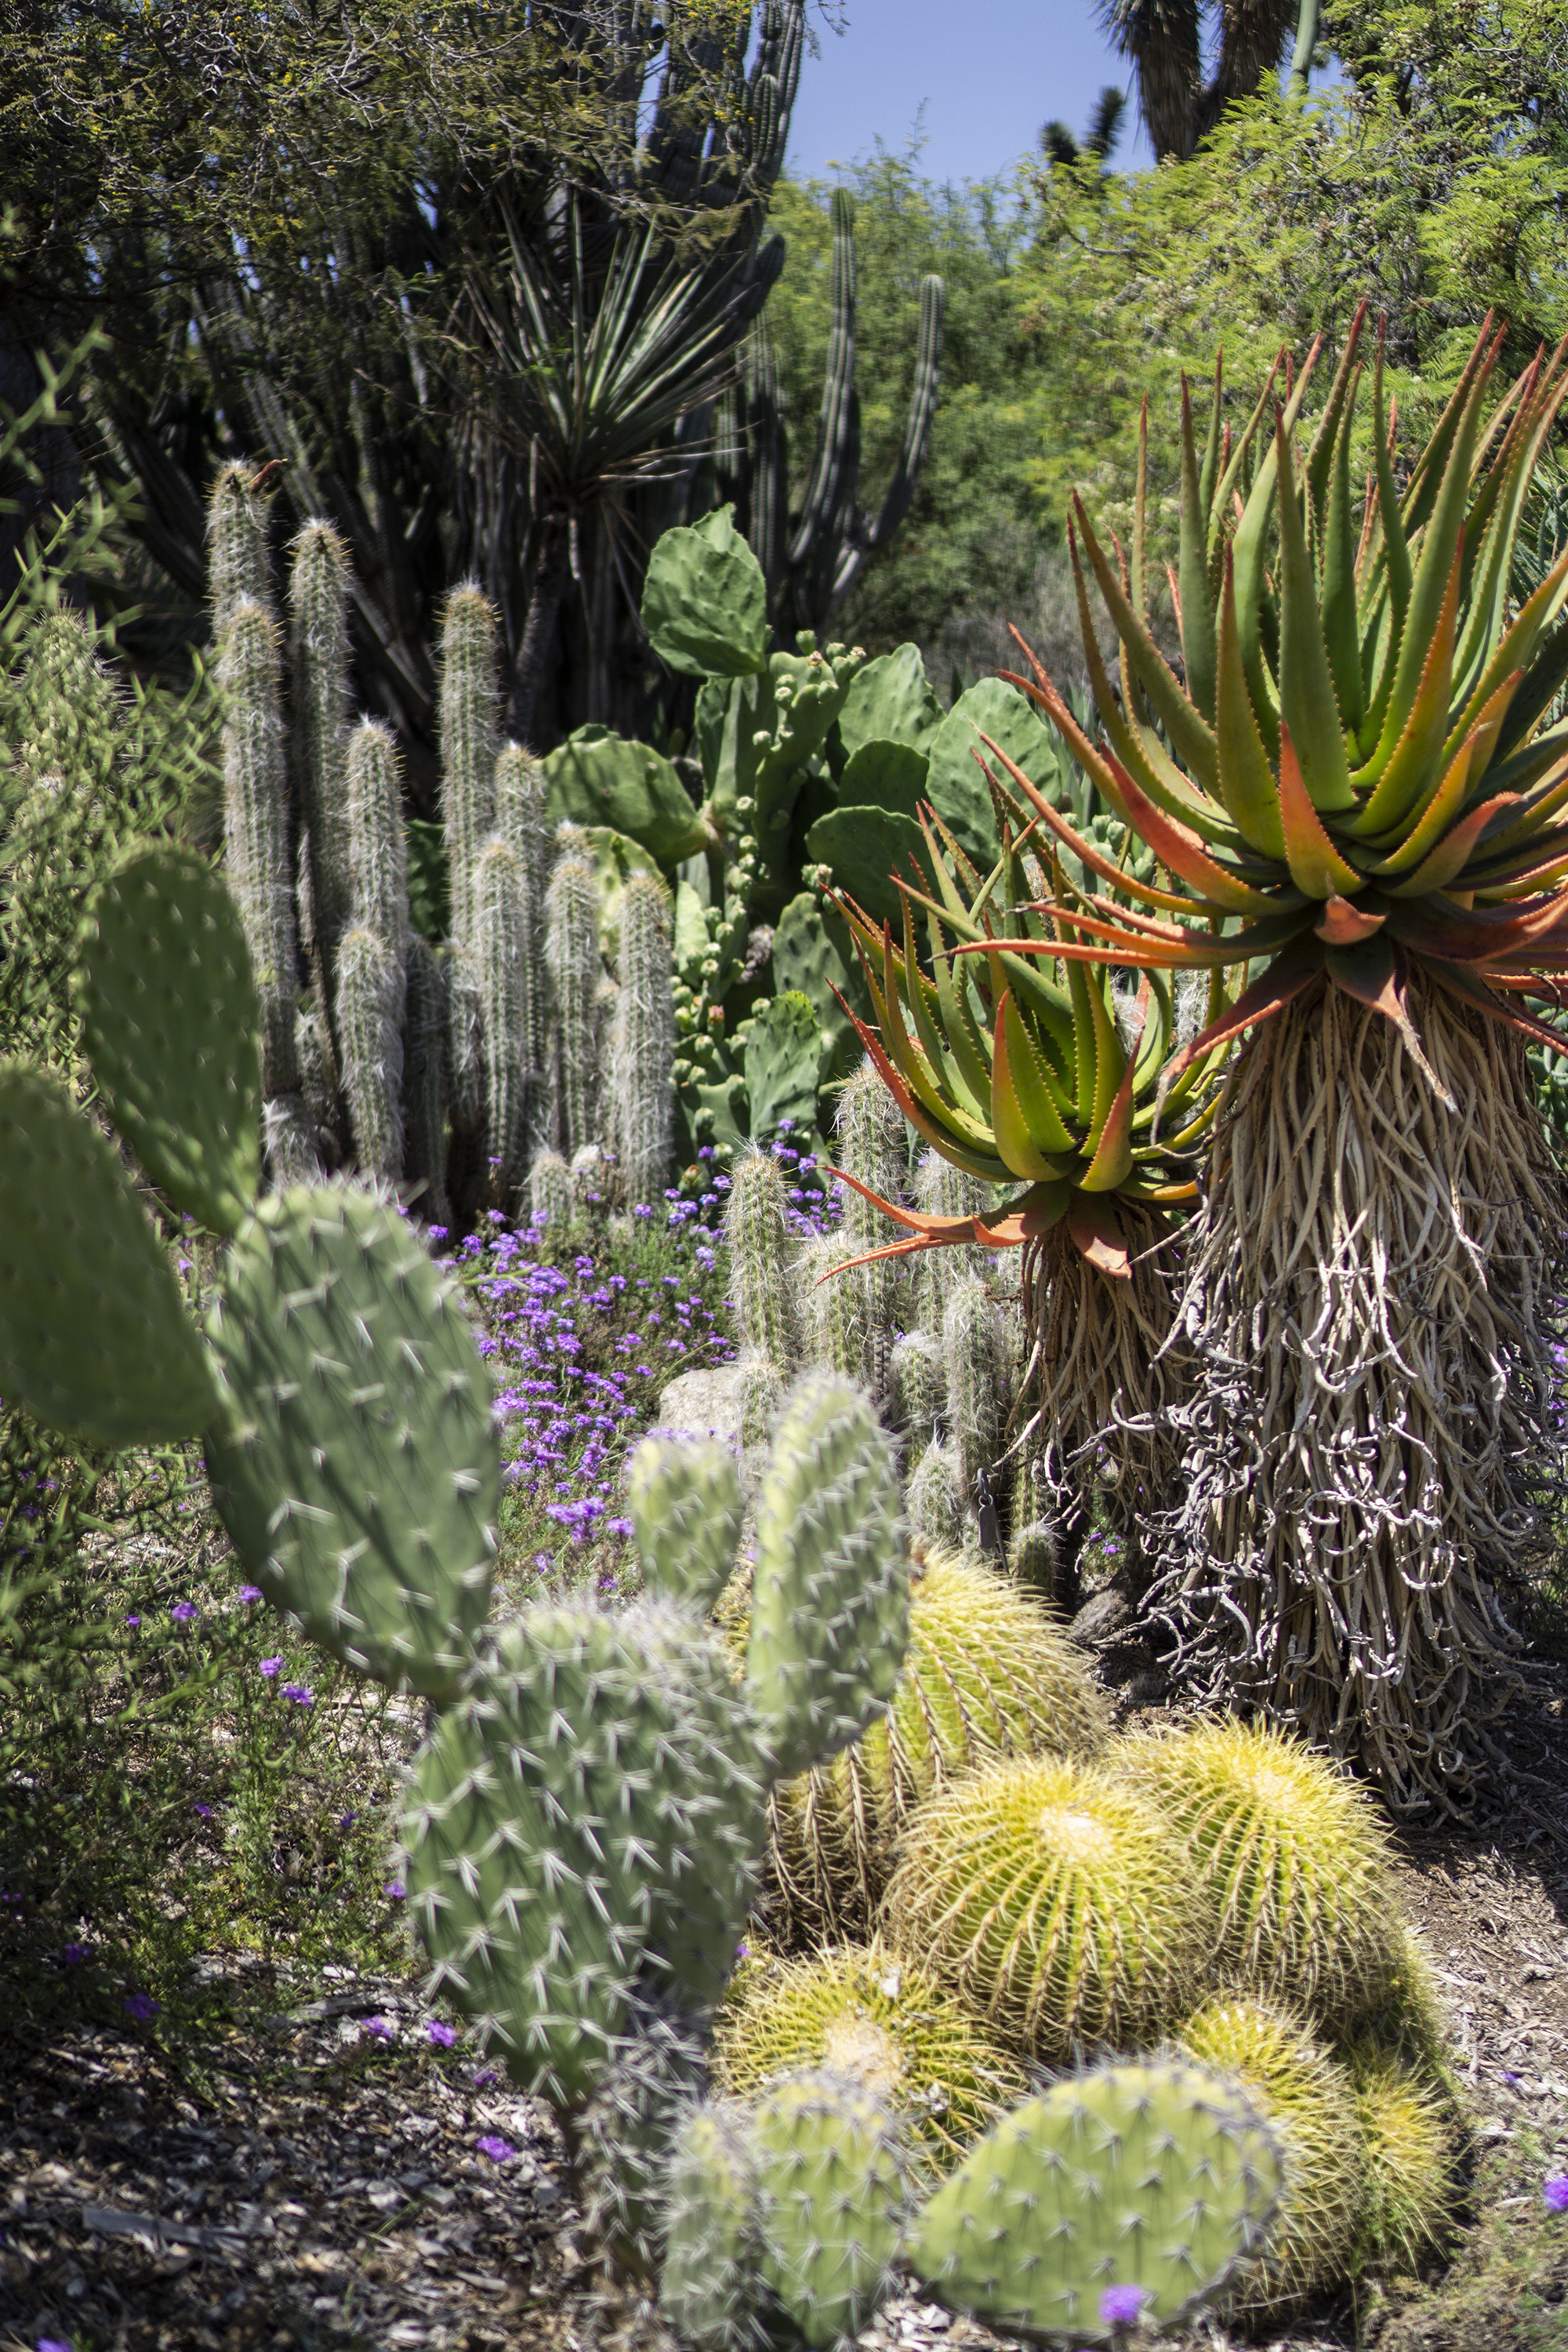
[78,845,261,1235]
[629,1436,742,1610]
[659,2097,764,2352]
[906,2058,1283,2340]
[753,2068,912,2350]
[746,1375,909,1780]
[205,1185,495,1700]
[401,1601,767,2106]
[0,1063,218,1445]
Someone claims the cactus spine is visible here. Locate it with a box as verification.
[833,1058,907,1393]
[289,520,355,1029]
[528,1146,575,1230]
[401,931,450,1225]
[336,924,405,1180]
[544,829,604,1160]
[944,1276,1006,1514]
[610,872,676,1207]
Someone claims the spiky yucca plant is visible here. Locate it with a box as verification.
[985,307,1568,1812]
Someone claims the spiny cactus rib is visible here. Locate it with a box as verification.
[205,1185,496,1700]
[1178,1994,1364,2314]
[400,1599,765,2103]
[628,1436,742,1611]
[493,741,550,1098]
[578,1997,710,2275]
[943,1278,1005,1508]
[346,718,410,989]
[660,2097,765,2352]
[906,2058,1284,2340]
[739,1347,785,1451]
[767,1550,1109,1940]
[218,597,304,1107]
[884,1752,1207,2061]
[713,1939,1027,2176]
[439,584,500,960]
[401,931,451,1226]
[544,833,602,1160]
[528,1146,574,1229]
[1347,2045,1456,2277]
[78,845,261,1235]
[1115,1719,1406,2034]
[746,1374,909,1780]
[611,871,676,1207]
[912,1151,989,1323]
[289,521,355,1010]
[752,2067,912,2350]
[834,1059,908,1370]
[0,1063,217,1445]
[888,1330,946,1443]
[11,610,121,791]
[336,926,405,1182]
[799,1232,872,1381]
[474,835,529,1200]
[208,460,272,633]
[906,1436,964,1551]
[724,1149,800,1366]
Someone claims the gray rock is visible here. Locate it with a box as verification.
[649,1363,743,1443]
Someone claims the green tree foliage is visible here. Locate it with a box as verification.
[763,155,1052,684]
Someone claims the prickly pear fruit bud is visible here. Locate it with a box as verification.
[629,1436,742,1611]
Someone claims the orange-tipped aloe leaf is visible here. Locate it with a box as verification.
[1078,1013,1141,1196]
[1065,1196,1133,1279]
[1178,376,1216,723]
[1214,546,1288,858]
[830,989,1013,1182]
[1096,752,1279,915]
[1278,721,1363,897]
[976,725,1220,917]
[1348,532,1464,829]
[1072,493,1220,792]
[1275,408,1356,811]
[1380,891,1568,963]
[1156,934,1327,1101]
[1364,693,1502,875]
[1316,895,1386,945]
[1444,553,1568,775]
[1385,794,1523,898]
[1422,959,1568,1058]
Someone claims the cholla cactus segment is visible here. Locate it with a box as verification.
[208,459,273,632]
[401,931,451,1227]
[661,2096,765,2352]
[205,1185,496,1701]
[1178,1994,1364,2315]
[1114,1719,1406,2035]
[628,1436,742,1610]
[906,2057,1284,2341]
[767,1551,1108,1940]
[528,1146,575,1230]
[746,1374,909,1780]
[724,1149,800,1365]
[799,1233,872,1381]
[942,1277,1006,1507]
[714,1939,1027,2177]
[78,844,262,1235]
[0,1064,218,1446]
[906,1436,964,1552]
[399,1600,766,2103]
[544,833,602,1159]
[438,583,500,958]
[346,719,410,985]
[218,597,303,1103]
[884,1753,1207,2062]
[336,925,405,1181]
[888,1329,946,1441]
[752,2068,912,2351]
[474,835,529,1200]
[612,872,676,1207]
[289,521,355,991]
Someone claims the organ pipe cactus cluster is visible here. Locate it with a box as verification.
[0,850,1292,2336]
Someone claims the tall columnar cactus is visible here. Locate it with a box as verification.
[493,740,550,1113]
[438,584,501,961]
[208,460,273,633]
[724,1147,800,1374]
[345,718,411,990]
[401,931,451,1227]
[543,827,603,1161]
[473,836,530,1204]
[943,1277,1007,1518]
[335,924,405,1181]
[833,1058,908,1386]
[799,1233,871,1382]
[289,520,355,1024]
[611,872,677,1207]
[528,1146,575,1230]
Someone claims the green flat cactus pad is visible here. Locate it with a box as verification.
[78,845,261,1235]
[641,505,770,679]
[543,726,710,864]
[906,2058,1283,2341]
[925,677,1062,869]
[628,1436,742,1610]
[746,1375,909,1780]
[0,1064,218,1446]
[205,1185,496,1700]
[772,892,871,1086]
[804,804,927,929]
[837,644,944,762]
[837,738,931,822]
[753,2067,910,2350]
[746,991,822,1146]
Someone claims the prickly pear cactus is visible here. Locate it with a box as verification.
[746,1374,909,1780]
[752,2068,912,2350]
[204,1185,497,1701]
[660,2096,764,2352]
[77,844,261,1236]
[906,2059,1284,2341]
[629,1435,742,1611]
[0,1063,218,1446]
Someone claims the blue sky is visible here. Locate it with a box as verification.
[784,0,1157,188]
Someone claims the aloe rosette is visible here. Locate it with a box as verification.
[985,307,1568,1813]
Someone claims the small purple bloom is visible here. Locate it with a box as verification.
[281,1682,314,1707]
[1544,2175,1568,2212]
[194,1803,214,1819]
[339,1811,357,1830]
[61,1942,90,1965]
[1099,2286,1149,2327]
[472,2064,499,2087]
[123,1614,141,1628]
[364,2016,395,2042]
[384,1878,406,1901]
[476,2134,516,2163]
[237,1584,263,1603]
[38,2339,74,2352]
[259,1655,284,1678]
[1501,2069,1523,2086]
[172,1601,198,1622]
[123,1992,158,2023]
[426,2019,456,2048]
